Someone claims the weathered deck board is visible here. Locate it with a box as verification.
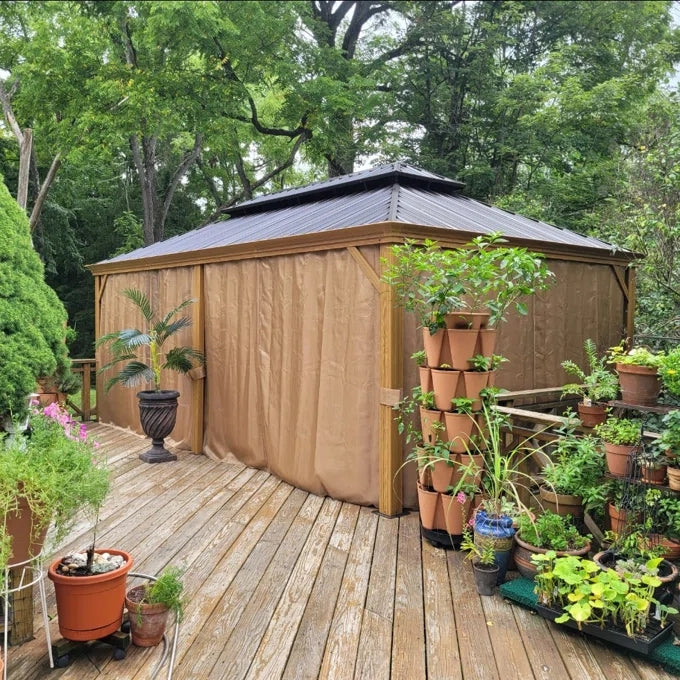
[5,425,676,680]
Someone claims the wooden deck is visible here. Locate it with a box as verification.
[5,423,679,679]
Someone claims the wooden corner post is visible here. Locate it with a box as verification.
[625,265,636,341]
[379,244,404,516]
[190,264,206,454]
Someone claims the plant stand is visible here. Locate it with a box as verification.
[420,525,463,550]
[50,630,130,668]
[2,554,54,680]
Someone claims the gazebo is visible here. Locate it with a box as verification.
[90,163,634,516]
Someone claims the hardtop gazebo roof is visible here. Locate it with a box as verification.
[95,162,622,273]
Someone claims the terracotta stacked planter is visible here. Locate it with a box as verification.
[416,482,471,535]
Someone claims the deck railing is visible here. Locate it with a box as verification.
[67,358,97,422]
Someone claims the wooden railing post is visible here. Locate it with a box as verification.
[82,361,91,422]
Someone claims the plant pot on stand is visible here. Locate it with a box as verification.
[616,364,661,406]
[577,402,607,428]
[137,391,180,463]
[538,486,583,519]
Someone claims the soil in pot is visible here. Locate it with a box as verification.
[472,562,499,596]
[125,585,170,647]
[48,549,134,641]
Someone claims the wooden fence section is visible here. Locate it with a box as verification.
[6,424,675,680]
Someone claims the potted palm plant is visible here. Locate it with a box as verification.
[561,339,619,427]
[96,288,205,463]
[125,566,184,647]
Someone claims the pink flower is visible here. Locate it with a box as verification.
[456,492,467,505]
[467,517,474,527]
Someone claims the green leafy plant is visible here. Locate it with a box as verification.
[382,239,466,334]
[516,511,589,551]
[594,417,641,446]
[532,552,677,636]
[0,402,110,559]
[450,397,474,414]
[659,348,680,397]
[96,288,205,392]
[133,566,185,623]
[607,342,664,368]
[658,409,680,464]
[468,354,507,372]
[393,386,423,446]
[541,434,605,513]
[410,350,427,367]
[561,339,619,404]
[461,528,496,567]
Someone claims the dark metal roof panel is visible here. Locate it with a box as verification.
[103,188,393,263]
[395,187,612,250]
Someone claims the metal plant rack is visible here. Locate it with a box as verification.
[2,552,53,680]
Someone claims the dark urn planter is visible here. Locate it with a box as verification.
[137,390,180,463]
[472,562,499,596]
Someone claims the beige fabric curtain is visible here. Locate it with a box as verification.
[202,247,381,505]
[97,267,196,449]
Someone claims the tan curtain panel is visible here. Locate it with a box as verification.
[97,267,195,449]
[202,247,380,505]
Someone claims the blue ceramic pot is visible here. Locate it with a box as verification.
[473,510,515,584]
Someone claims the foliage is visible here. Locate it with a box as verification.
[541,434,605,511]
[450,398,474,415]
[658,410,680,461]
[594,417,641,446]
[461,528,496,567]
[0,175,71,421]
[469,354,507,373]
[516,511,589,552]
[607,343,663,368]
[0,402,110,565]
[136,566,185,623]
[463,401,549,519]
[96,289,204,393]
[532,552,677,636]
[659,348,680,397]
[561,339,619,404]
[410,350,427,368]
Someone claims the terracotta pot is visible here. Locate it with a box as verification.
[608,504,637,535]
[137,390,180,463]
[476,328,498,358]
[431,368,461,411]
[419,406,443,445]
[0,652,3,678]
[418,366,432,394]
[604,441,637,477]
[447,329,480,370]
[461,371,490,410]
[442,493,471,536]
[667,466,680,491]
[125,585,171,647]
[616,363,661,407]
[651,535,680,561]
[430,458,454,493]
[4,495,49,565]
[538,486,583,519]
[514,533,591,580]
[577,402,607,428]
[472,562,499,596]
[417,483,439,530]
[422,327,445,368]
[444,411,475,453]
[640,464,666,485]
[48,549,134,642]
[446,311,490,330]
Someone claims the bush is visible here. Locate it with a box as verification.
[0,175,70,421]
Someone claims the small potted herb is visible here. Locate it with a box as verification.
[461,529,499,596]
[514,511,591,579]
[411,350,431,394]
[444,397,475,453]
[125,567,185,647]
[594,417,641,477]
[540,433,605,518]
[637,444,667,485]
[561,339,618,427]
